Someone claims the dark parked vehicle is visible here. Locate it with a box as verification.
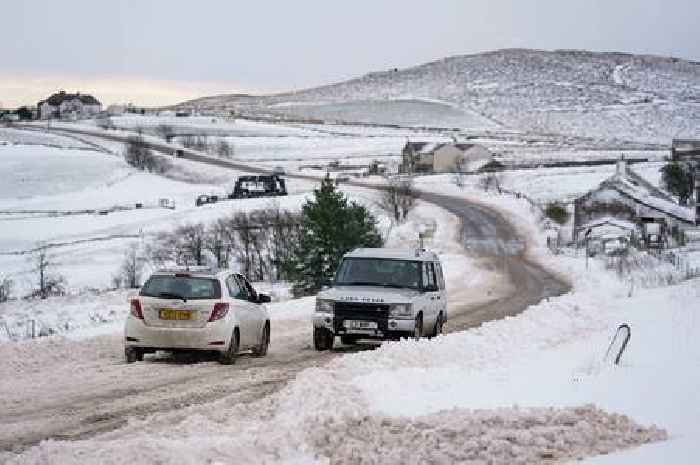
[195,194,219,206]
[229,175,287,199]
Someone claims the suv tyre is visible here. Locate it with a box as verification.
[313,327,334,351]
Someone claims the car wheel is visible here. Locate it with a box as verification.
[125,347,143,363]
[219,329,240,365]
[430,313,444,338]
[340,335,357,345]
[413,314,423,340]
[252,322,270,357]
[313,327,334,351]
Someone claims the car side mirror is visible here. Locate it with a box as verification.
[257,293,271,304]
[321,279,333,290]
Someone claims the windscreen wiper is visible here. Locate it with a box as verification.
[158,292,187,302]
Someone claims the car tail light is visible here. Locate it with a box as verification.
[130,299,144,319]
[209,303,229,322]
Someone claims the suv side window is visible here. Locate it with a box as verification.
[422,263,437,291]
[226,275,246,300]
[434,262,445,290]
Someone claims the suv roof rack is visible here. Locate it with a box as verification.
[156,265,220,274]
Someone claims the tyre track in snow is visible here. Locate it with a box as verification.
[1,126,568,453]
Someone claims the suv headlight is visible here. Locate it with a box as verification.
[389,303,412,318]
[315,299,334,313]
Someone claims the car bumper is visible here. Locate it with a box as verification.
[124,318,232,352]
[313,313,414,336]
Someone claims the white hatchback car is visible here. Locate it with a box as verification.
[124,269,271,364]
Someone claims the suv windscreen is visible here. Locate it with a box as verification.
[334,258,421,289]
[140,275,221,300]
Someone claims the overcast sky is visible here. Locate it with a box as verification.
[1,0,698,107]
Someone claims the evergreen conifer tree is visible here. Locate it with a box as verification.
[284,176,382,296]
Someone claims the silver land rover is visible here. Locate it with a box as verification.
[312,248,447,350]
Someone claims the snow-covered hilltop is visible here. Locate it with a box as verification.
[182,49,700,144]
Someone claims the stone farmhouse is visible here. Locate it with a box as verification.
[400,142,492,174]
[38,91,102,120]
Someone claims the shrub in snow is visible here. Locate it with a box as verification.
[544,201,570,225]
[124,136,170,173]
[0,276,12,303]
[478,172,503,193]
[153,124,175,142]
[660,161,693,205]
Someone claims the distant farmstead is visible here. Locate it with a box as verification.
[671,139,700,160]
[573,158,698,247]
[38,91,102,120]
[400,142,492,174]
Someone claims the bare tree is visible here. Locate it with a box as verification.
[215,139,234,158]
[381,179,418,222]
[29,246,65,299]
[194,135,209,152]
[478,173,503,193]
[231,212,254,277]
[174,223,208,266]
[181,135,196,149]
[115,242,146,288]
[206,221,230,268]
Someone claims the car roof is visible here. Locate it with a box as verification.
[343,248,440,262]
[151,267,232,279]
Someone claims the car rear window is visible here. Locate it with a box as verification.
[140,275,221,300]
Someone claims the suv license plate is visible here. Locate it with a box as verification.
[159,309,192,320]
[344,320,377,330]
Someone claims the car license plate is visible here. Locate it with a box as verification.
[344,320,377,330]
[159,309,192,320]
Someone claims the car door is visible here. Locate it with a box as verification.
[238,274,265,341]
[433,261,447,322]
[226,274,255,348]
[421,262,439,330]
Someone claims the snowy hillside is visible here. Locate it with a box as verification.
[182,49,700,144]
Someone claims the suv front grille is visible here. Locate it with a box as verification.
[334,302,389,332]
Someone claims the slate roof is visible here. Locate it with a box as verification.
[38,91,101,107]
[403,142,478,154]
[592,166,695,224]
